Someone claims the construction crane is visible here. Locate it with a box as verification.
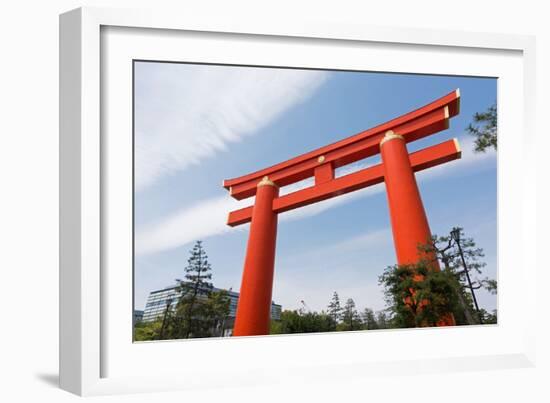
[300,300,311,313]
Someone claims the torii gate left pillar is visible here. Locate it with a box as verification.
[233,178,279,336]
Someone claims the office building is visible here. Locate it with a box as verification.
[141,283,282,336]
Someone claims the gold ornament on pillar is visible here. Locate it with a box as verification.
[380,130,404,146]
[258,176,278,188]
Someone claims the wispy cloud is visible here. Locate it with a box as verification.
[134,63,329,191]
[135,196,246,256]
[135,135,496,256]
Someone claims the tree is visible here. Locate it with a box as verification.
[339,298,361,331]
[479,308,497,324]
[134,319,163,341]
[379,263,461,328]
[206,289,231,337]
[467,103,497,152]
[361,308,379,330]
[375,311,390,329]
[134,241,231,341]
[173,240,214,338]
[327,291,343,324]
[421,228,497,325]
[158,298,175,340]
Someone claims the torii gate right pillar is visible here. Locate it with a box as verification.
[380,130,438,267]
[380,130,455,326]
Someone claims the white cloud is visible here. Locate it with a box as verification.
[136,134,496,256]
[135,196,246,255]
[134,63,329,190]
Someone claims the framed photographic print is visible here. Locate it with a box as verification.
[60,7,537,396]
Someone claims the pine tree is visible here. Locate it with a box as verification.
[327,291,343,323]
[379,263,461,328]
[467,103,497,152]
[376,311,390,329]
[174,240,214,338]
[361,308,379,330]
[420,227,497,325]
[341,298,361,331]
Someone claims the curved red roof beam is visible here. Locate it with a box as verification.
[223,89,460,201]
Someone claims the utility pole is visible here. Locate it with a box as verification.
[159,297,173,339]
[450,228,483,324]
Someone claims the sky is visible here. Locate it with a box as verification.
[133,61,497,316]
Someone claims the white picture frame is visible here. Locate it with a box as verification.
[60,6,537,396]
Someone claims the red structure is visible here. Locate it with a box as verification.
[224,90,462,336]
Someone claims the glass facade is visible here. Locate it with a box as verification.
[133,310,144,323]
[141,283,282,323]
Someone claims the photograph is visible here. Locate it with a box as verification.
[1,0,544,400]
[132,61,498,341]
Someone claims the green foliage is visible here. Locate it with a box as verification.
[467,103,497,152]
[270,310,336,334]
[379,263,461,328]
[269,291,394,335]
[479,308,497,324]
[269,318,284,334]
[271,293,392,335]
[421,227,497,325]
[134,319,163,341]
[482,279,497,294]
[135,240,232,340]
[379,227,498,327]
[205,290,231,336]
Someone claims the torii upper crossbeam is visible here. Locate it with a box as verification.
[223,89,462,336]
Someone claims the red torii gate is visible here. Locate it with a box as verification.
[223,89,462,336]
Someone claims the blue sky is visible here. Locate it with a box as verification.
[133,61,497,316]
